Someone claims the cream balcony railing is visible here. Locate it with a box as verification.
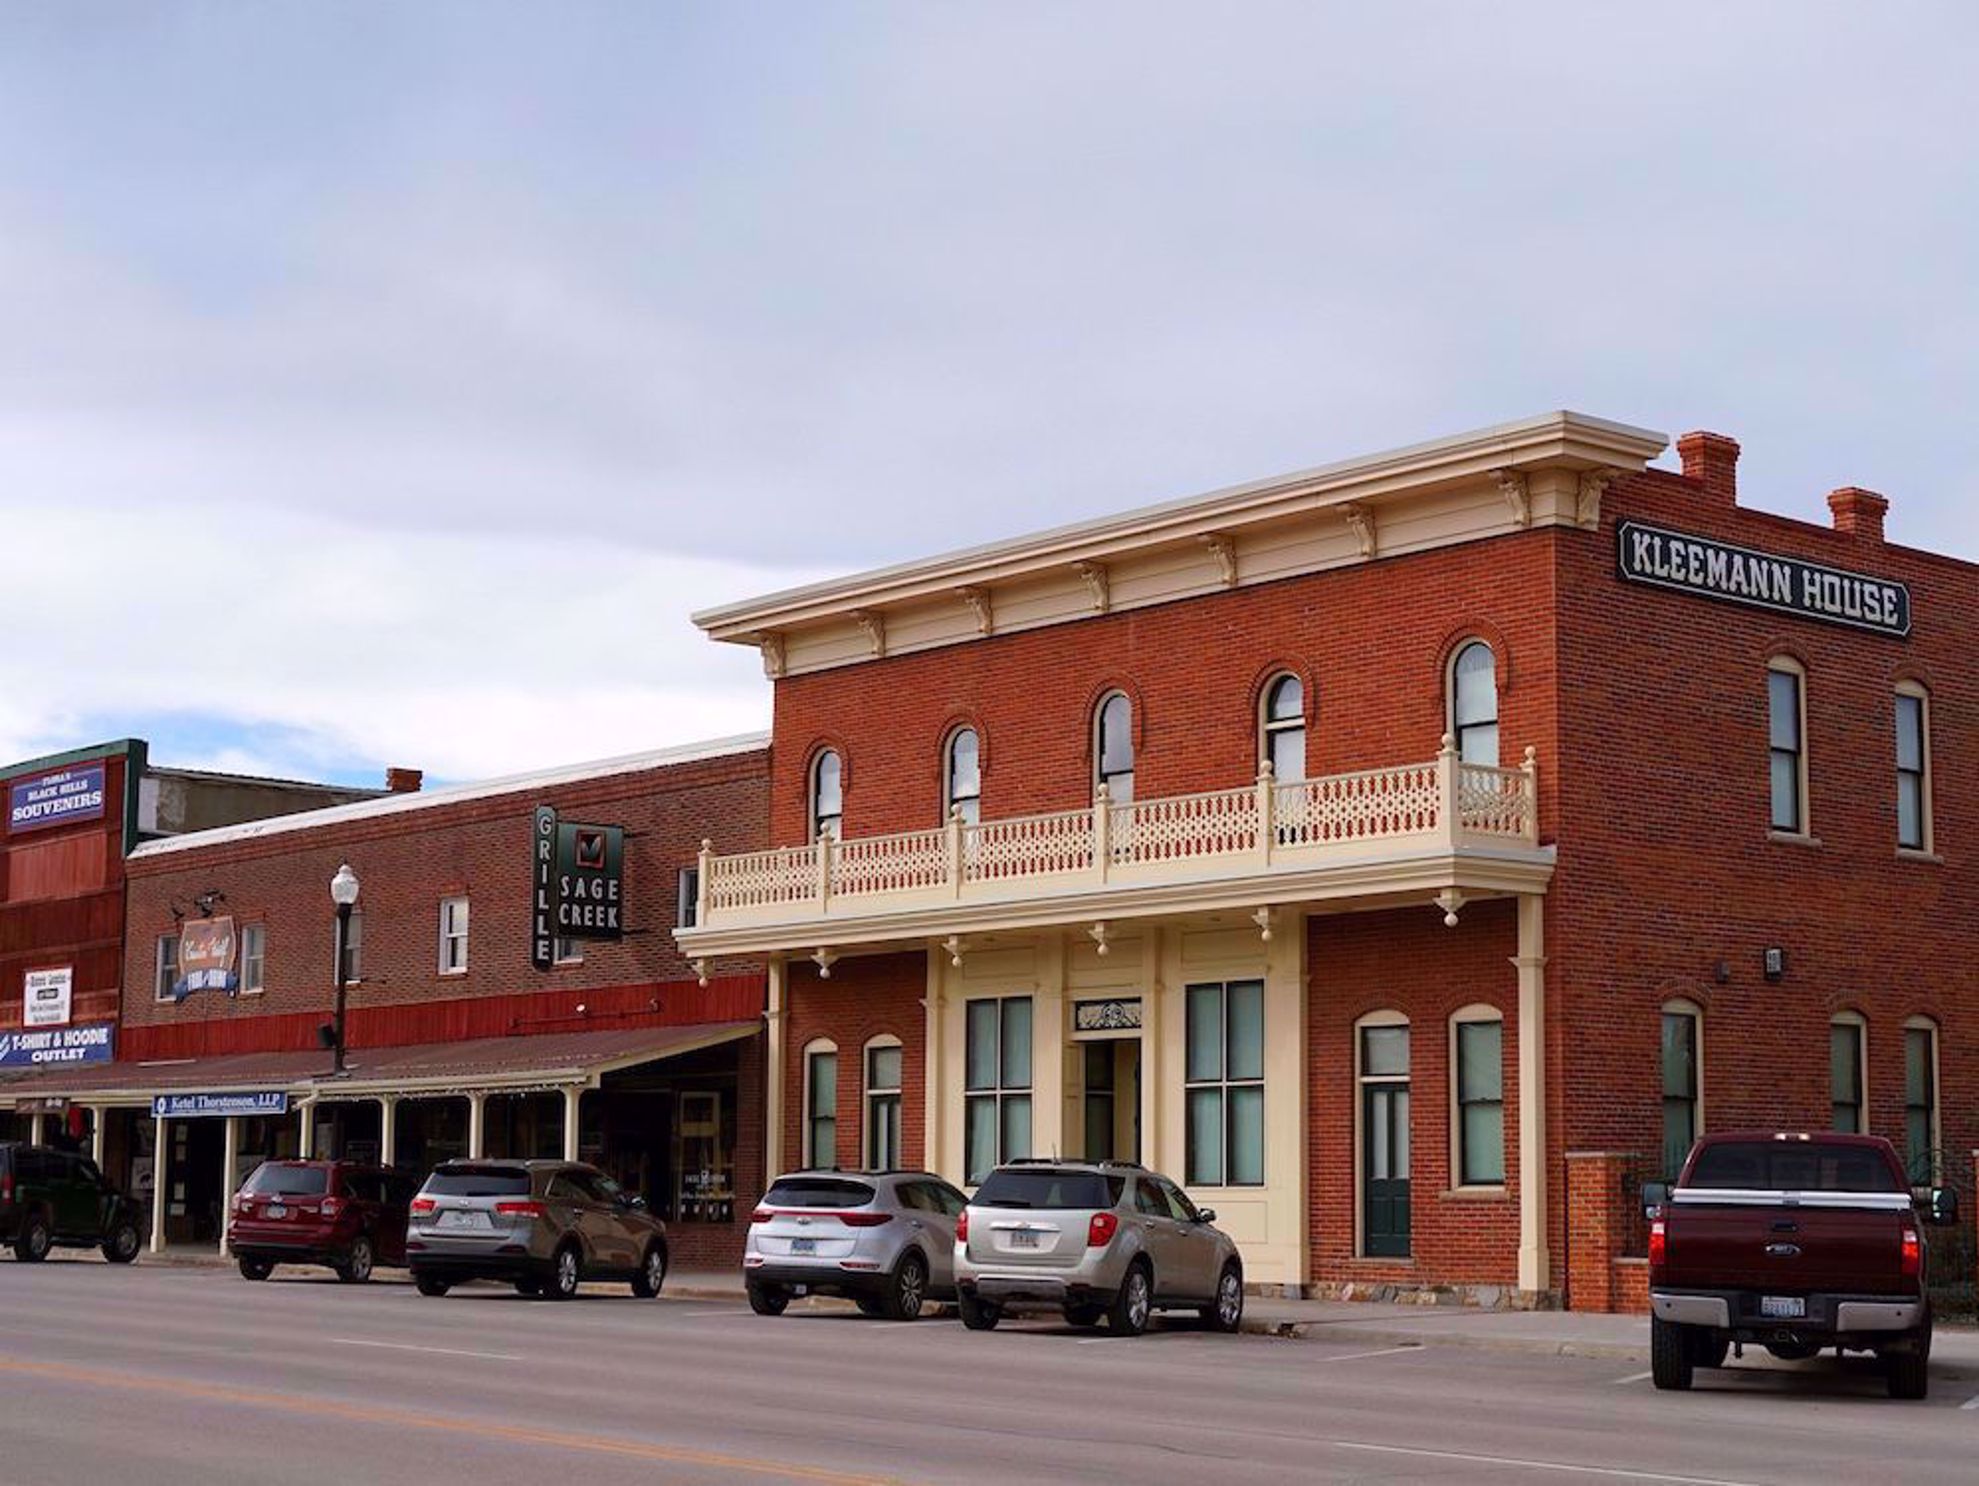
[693,738,1538,933]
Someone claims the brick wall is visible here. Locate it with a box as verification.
[782,952,926,1173]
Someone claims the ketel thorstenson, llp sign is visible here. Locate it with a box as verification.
[531,807,626,970]
[1617,520,1912,638]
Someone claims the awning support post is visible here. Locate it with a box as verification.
[297,1100,314,1159]
[378,1097,397,1168]
[27,1112,44,1146]
[149,1111,169,1255]
[220,1115,239,1255]
[467,1092,487,1159]
[764,958,787,1180]
[89,1107,105,1166]
[562,1087,581,1163]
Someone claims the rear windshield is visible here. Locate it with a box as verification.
[765,1178,876,1209]
[243,1164,330,1197]
[1687,1142,1901,1193]
[973,1169,1125,1210]
[423,1165,532,1197]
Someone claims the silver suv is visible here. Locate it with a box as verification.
[407,1160,668,1301]
[954,1161,1244,1336]
[744,1170,968,1321]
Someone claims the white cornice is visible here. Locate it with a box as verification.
[695,412,1666,643]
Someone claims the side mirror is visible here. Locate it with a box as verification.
[625,1193,648,1212]
[1922,1187,1958,1226]
[1641,1181,1670,1219]
[1196,1208,1217,1225]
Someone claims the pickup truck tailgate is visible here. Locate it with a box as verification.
[1661,1199,1909,1293]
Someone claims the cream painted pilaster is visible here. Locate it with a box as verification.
[149,1111,169,1254]
[1267,909,1311,1291]
[1151,927,1182,1179]
[1514,893,1550,1296]
[1033,933,1067,1161]
[220,1116,239,1254]
[922,948,945,1176]
[764,957,787,1179]
[378,1097,398,1168]
[89,1108,106,1166]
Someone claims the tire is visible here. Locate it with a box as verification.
[855,1295,887,1317]
[336,1235,375,1284]
[747,1282,790,1316]
[881,1251,929,1322]
[1201,1263,1244,1333]
[237,1256,274,1282]
[1063,1304,1105,1328]
[1689,1332,1730,1369]
[1108,1262,1153,1337]
[1650,1316,1694,1391]
[958,1289,1002,1331]
[13,1212,51,1263]
[414,1273,451,1297]
[514,1278,541,1297]
[102,1222,142,1265]
[631,1243,668,1299]
[1886,1332,1931,1401]
[545,1244,581,1300]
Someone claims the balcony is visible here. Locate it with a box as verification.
[677,741,1553,960]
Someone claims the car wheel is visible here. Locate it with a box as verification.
[1886,1333,1931,1400]
[414,1273,451,1297]
[514,1278,541,1297]
[237,1256,274,1282]
[1063,1304,1105,1328]
[102,1221,142,1265]
[13,1212,51,1263]
[747,1282,790,1316]
[1650,1316,1694,1391]
[1108,1262,1153,1337]
[336,1235,375,1284]
[882,1251,929,1322]
[545,1244,581,1300]
[958,1289,1002,1331]
[1201,1263,1244,1333]
[631,1243,668,1299]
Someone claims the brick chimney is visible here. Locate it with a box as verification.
[1826,486,1888,543]
[1676,431,1740,506]
[385,767,424,794]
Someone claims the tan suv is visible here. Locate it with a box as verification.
[407,1160,668,1301]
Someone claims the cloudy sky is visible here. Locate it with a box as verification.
[3,3,1973,786]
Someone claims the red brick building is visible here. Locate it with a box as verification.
[676,412,1974,1309]
[3,735,771,1269]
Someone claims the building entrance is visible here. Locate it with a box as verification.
[1080,1038,1141,1164]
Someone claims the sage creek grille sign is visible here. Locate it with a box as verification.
[1617,520,1911,637]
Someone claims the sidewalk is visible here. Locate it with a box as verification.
[135,1248,1979,1371]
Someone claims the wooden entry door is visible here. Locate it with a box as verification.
[1361,1071,1411,1258]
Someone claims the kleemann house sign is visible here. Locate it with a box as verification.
[1617,520,1912,638]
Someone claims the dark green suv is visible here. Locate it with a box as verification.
[0,1143,143,1264]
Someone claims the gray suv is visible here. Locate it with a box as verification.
[407,1160,668,1301]
[954,1161,1244,1336]
[744,1170,968,1321]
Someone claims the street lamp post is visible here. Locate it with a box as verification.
[329,863,360,1075]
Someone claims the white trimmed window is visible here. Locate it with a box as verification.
[1185,980,1265,1187]
[240,924,266,996]
[1661,1000,1702,1178]
[676,867,700,929]
[154,934,180,1003]
[439,897,469,975]
[864,1037,903,1170]
[553,936,583,966]
[964,996,1032,1182]
[945,728,981,826]
[1450,642,1498,766]
[1896,683,1932,853]
[1768,658,1808,834]
[1095,693,1134,803]
[1830,1012,1866,1134]
[1450,1006,1505,1187]
[803,1040,839,1168]
[811,749,844,841]
[1904,1017,1940,1184]
[1261,674,1306,781]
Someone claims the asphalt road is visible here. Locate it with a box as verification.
[1,1259,1976,1485]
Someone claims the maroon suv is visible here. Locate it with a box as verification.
[230,1160,417,1283]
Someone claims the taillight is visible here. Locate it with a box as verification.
[232,1194,250,1214]
[835,1211,893,1228]
[955,1211,969,1242]
[496,1200,547,1219]
[750,1207,774,1224]
[1088,1211,1119,1247]
[1901,1226,1921,1279]
[319,1197,341,1219]
[409,1197,436,1215]
[1648,1216,1666,1268]
[2,1172,13,1203]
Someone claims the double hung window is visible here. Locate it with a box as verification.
[1184,981,1264,1186]
[964,997,1032,1182]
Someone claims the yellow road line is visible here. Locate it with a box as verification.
[0,1357,898,1484]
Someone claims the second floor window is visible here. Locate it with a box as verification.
[155,934,180,1002]
[1896,686,1930,851]
[1096,692,1134,802]
[1262,674,1306,780]
[945,728,981,826]
[1661,1003,1700,1178]
[1831,1014,1865,1133]
[811,749,843,841]
[240,924,266,995]
[1451,642,1498,766]
[676,867,700,928]
[439,897,469,974]
[1768,660,1807,834]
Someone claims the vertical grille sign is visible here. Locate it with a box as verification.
[531,806,558,970]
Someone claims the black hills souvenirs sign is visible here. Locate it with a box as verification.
[531,807,626,970]
[1617,520,1911,638]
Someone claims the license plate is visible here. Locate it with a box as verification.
[1761,1295,1805,1319]
[264,1204,287,1220]
[1008,1230,1042,1249]
[789,1237,816,1255]
[438,1209,489,1230]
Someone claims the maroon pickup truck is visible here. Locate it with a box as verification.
[1645,1131,1958,1399]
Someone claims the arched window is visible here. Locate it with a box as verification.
[802,1039,838,1168]
[1095,692,1134,802]
[1450,642,1498,766]
[1449,1005,1504,1188]
[1261,674,1306,781]
[1896,682,1932,853]
[863,1036,904,1170]
[1356,1011,1410,1258]
[1830,1011,1866,1134]
[945,728,981,826]
[1660,999,1702,1178]
[1768,658,1808,835]
[810,749,843,841]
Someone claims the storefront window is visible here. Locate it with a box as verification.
[675,1090,733,1224]
[964,997,1032,1182]
[1185,981,1264,1187]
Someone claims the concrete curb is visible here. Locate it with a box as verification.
[1240,1316,1649,1361]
